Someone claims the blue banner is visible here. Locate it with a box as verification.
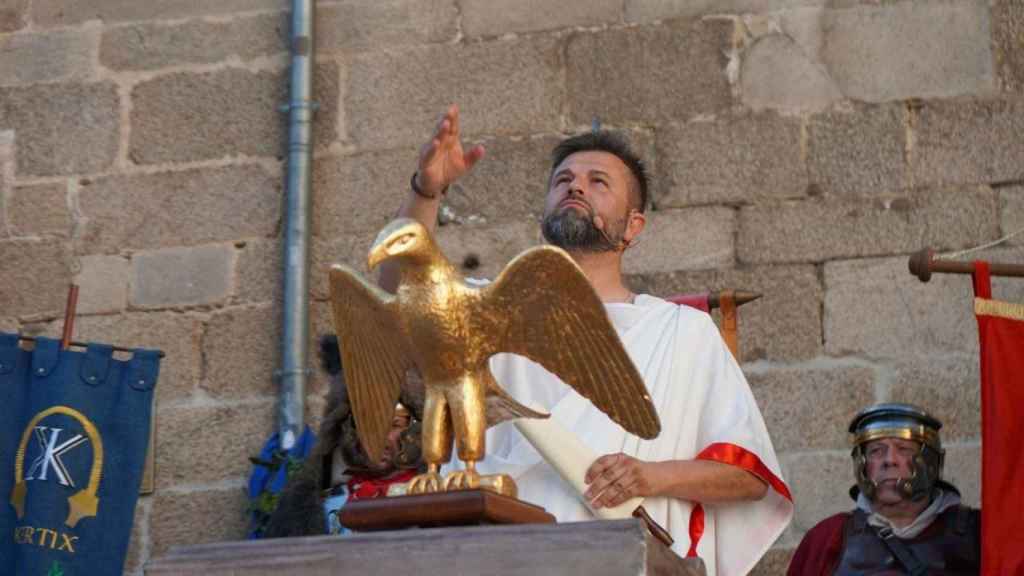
[1,333,161,576]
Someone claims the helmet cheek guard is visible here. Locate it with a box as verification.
[852,445,875,501]
[904,443,945,501]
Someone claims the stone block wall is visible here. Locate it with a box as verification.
[2,1,1019,573]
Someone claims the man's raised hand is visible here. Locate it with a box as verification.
[415,104,485,198]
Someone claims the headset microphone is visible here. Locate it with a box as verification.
[587,205,638,251]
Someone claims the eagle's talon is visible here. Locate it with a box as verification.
[407,471,444,494]
[444,470,481,491]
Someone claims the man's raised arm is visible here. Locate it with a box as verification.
[379,104,485,293]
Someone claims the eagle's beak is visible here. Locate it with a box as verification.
[367,243,387,271]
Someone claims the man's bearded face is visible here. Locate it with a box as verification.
[541,207,620,252]
[542,150,634,253]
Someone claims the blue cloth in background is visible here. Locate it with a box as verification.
[246,425,315,539]
[0,333,161,576]
[323,487,351,535]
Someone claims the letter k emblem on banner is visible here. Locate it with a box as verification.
[25,427,88,487]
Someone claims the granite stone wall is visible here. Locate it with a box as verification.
[2,1,1019,573]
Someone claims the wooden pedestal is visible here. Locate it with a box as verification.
[339,488,555,531]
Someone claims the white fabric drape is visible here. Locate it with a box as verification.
[446,294,793,576]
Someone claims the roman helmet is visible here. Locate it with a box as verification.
[849,402,946,502]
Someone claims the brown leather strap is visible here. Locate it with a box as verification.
[873,524,929,576]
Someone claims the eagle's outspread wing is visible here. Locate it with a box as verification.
[478,246,661,439]
[328,264,413,463]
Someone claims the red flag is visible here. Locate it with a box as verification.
[973,261,1024,574]
[667,292,710,312]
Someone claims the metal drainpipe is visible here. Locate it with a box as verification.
[278,0,316,451]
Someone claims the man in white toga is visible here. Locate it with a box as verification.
[379,105,794,576]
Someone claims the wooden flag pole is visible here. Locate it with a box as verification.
[61,284,79,349]
[17,284,165,357]
[908,248,1024,283]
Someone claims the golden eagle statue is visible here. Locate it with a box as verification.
[328,218,660,497]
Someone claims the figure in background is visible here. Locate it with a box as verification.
[788,403,980,575]
[263,335,425,537]
[377,104,793,575]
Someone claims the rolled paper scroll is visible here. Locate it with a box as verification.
[514,414,643,519]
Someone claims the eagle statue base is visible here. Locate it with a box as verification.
[386,471,518,498]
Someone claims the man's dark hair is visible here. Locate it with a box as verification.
[550,131,649,213]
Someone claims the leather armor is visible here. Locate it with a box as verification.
[833,506,980,575]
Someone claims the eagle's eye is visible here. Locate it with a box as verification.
[391,233,415,249]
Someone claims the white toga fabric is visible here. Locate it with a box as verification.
[446,293,793,576]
